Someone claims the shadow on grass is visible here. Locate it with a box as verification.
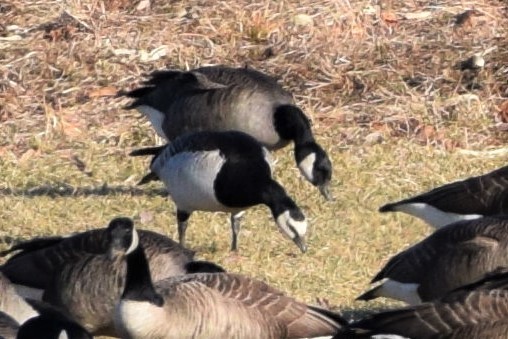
[0,183,167,198]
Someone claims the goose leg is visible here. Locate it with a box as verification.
[230,211,245,251]
[177,210,191,246]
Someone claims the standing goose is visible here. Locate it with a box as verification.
[123,65,333,200]
[0,221,220,295]
[114,224,346,339]
[35,217,223,337]
[336,289,508,338]
[130,130,308,253]
[356,216,508,305]
[379,165,508,228]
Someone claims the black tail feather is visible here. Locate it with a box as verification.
[138,172,160,185]
[356,285,383,301]
[379,202,399,213]
[129,146,166,157]
[0,236,65,258]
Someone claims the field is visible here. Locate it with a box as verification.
[1,0,507,328]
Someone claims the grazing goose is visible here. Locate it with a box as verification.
[379,165,508,228]
[131,130,308,253]
[36,217,223,337]
[337,289,508,339]
[357,216,508,304]
[123,65,333,200]
[114,224,346,339]
[0,220,217,294]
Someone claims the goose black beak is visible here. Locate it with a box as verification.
[293,234,307,253]
[318,182,334,201]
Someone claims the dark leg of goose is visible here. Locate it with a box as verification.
[230,211,245,251]
[177,210,191,246]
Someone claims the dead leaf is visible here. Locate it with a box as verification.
[497,100,508,123]
[88,86,118,98]
[380,10,398,25]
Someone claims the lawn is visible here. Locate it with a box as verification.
[1,0,507,330]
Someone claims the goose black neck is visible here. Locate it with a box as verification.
[261,180,298,218]
[122,246,163,306]
[274,105,315,147]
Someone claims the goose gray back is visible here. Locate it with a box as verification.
[131,130,308,253]
[0,273,38,325]
[115,238,346,339]
[124,65,333,200]
[0,224,196,292]
[356,216,508,304]
[337,289,508,339]
[379,165,508,228]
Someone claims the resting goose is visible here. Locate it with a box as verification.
[357,216,508,304]
[36,217,223,337]
[0,220,214,295]
[123,65,333,200]
[114,223,346,339]
[131,130,309,253]
[337,289,508,339]
[379,165,508,228]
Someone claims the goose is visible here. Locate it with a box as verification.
[0,220,222,296]
[356,216,508,305]
[379,165,508,228]
[337,290,508,338]
[113,221,346,339]
[123,65,333,200]
[130,130,308,253]
[27,217,223,337]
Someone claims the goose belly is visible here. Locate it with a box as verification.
[157,151,233,212]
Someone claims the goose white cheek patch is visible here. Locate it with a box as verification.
[276,211,307,238]
[58,330,69,339]
[298,153,316,183]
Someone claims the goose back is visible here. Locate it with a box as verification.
[340,289,508,339]
[361,216,508,302]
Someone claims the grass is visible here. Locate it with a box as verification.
[1,0,508,331]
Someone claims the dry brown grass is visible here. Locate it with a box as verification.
[1,0,508,330]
